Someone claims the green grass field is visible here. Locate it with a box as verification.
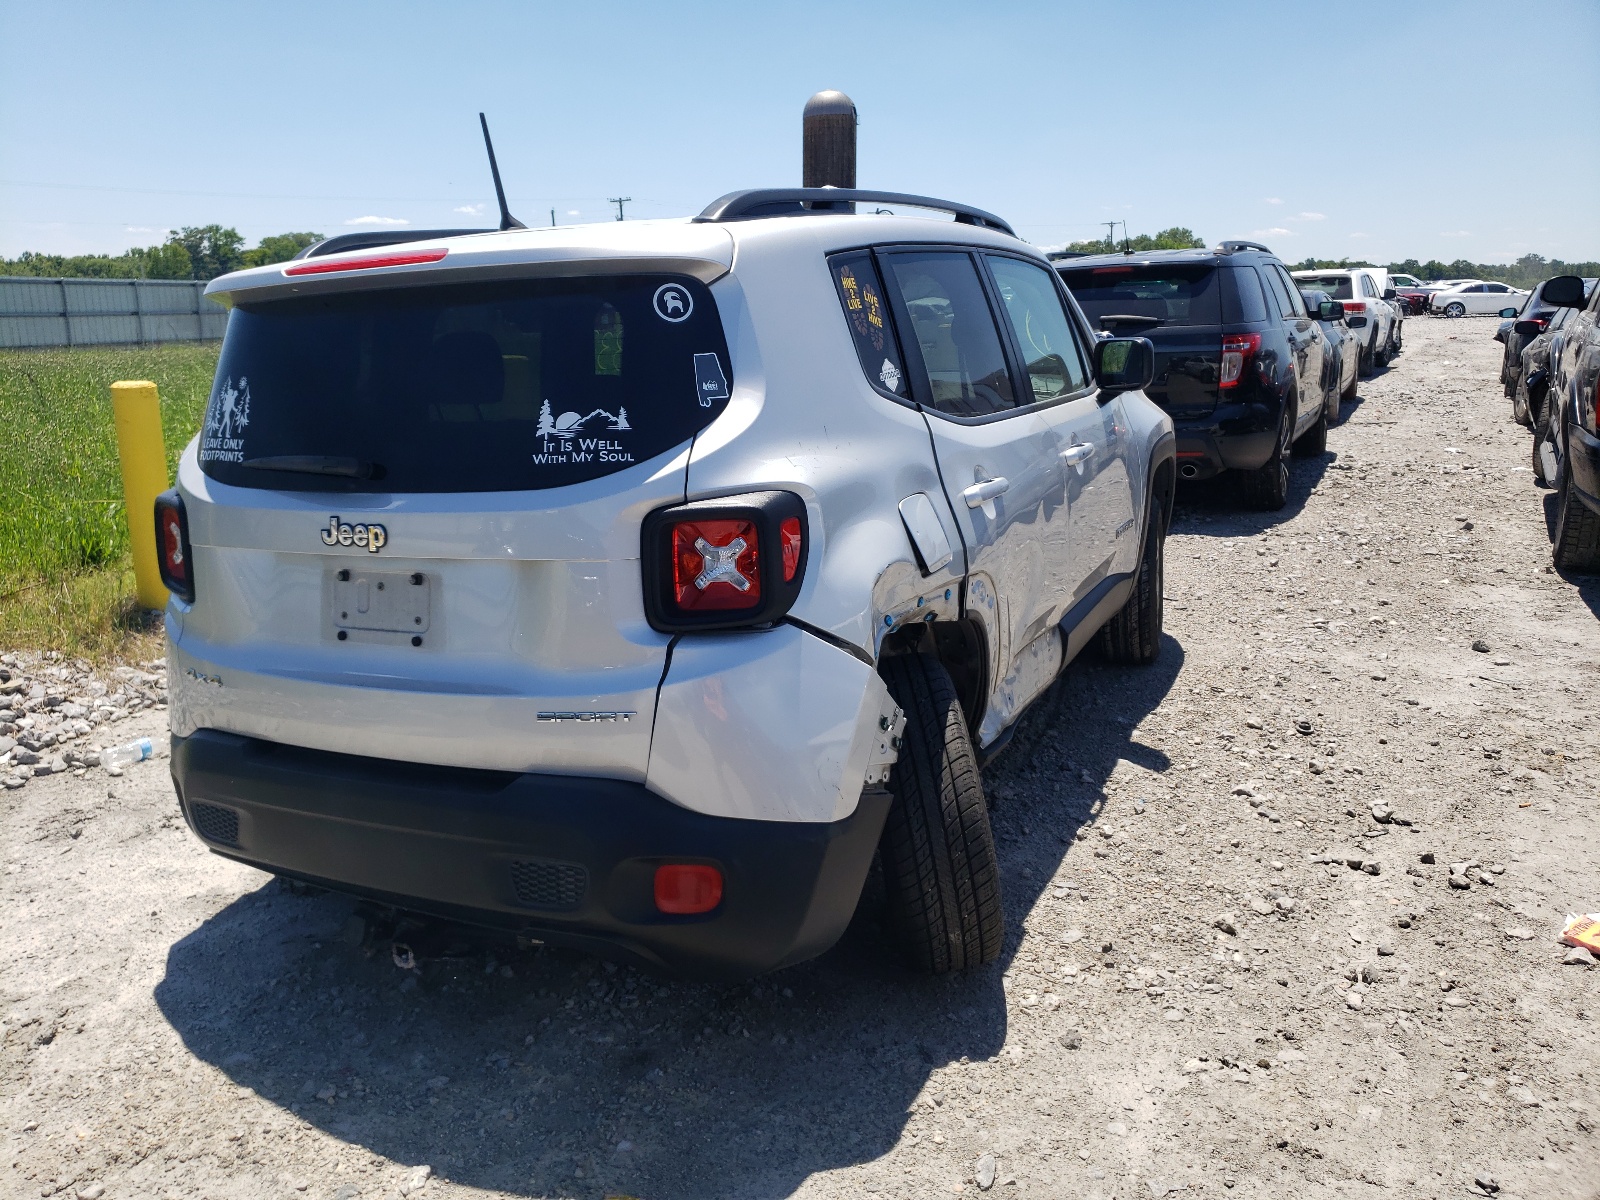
[0,343,218,657]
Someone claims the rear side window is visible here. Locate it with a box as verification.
[198,275,732,493]
[1222,267,1270,323]
[985,255,1091,400]
[829,252,907,398]
[883,251,1017,417]
[1298,274,1354,300]
[1056,264,1221,328]
[1260,266,1296,318]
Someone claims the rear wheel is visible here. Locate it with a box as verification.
[1294,400,1328,457]
[1239,395,1294,511]
[1340,359,1358,405]
[877,654,1003,974]
[1532,389,1554,485]
[1097,500,1165,664]
[1551,432,1600,572]
[1373,329,1390,369]
[1444,302,1466,318]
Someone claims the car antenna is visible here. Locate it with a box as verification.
[478,112,526,231]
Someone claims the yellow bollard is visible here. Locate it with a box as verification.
[110,380,170,610]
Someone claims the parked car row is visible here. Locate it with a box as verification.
[1430,279,1530,317]
[1053,245,1396,510]
[1496,274,1600,570]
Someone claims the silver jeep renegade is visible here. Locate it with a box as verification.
[158,188,1174,978]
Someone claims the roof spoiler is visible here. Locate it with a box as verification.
[294,229,496,260]
[695,188,1016,238]
[1216,239,1274,255]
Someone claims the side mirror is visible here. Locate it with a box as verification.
[1093,337,1155,395]
[1382,288,1397,301]
[1541,274,1586,308]
[1498,307,1520,319]
[1514,319,1545,338]
[1319,299,1346,321]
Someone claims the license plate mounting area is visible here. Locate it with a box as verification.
[331,568,432,636]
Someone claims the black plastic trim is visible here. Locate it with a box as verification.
[170,730,891,979]
[695,188,1016,238]
[640,491,809,633]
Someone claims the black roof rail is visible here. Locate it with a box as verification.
[1046,250,1095,261]
[296,228,495,260]
[695,188,1016,238]
[1216,239,1274,255]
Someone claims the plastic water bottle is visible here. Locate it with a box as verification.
[102,737,154,769]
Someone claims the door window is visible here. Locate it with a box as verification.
[985,255,1091,401]
[1360,275,1378,298]
[1272,267,1308,316]
[828,252,909,399]
[884,251,1017,417]
[1261,265,1295,318]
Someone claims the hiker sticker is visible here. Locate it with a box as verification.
[879,358,902,393]
[653,283,694,323]
[532,399,635,466]
[199,376,251,463]
[693,353,729,408]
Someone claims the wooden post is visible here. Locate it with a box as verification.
[803,90,857,189]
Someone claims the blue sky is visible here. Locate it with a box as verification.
[3,0,1597,265]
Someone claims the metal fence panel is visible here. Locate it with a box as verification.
[0,277,228,349]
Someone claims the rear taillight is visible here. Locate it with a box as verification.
[654,864,723,915]
[1342,301,1367,315]
[153,489,194,603]
[642,491,808,632]
[1219,333,1261,389]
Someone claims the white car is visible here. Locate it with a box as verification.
[1430,280,1531,317]
[157,187,1176,978]
[1290,267,1401,372]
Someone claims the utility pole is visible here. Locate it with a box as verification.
[609,196,631,222]
[550,208,556,228]
[1121,221,1130,252]
[1104,221,1117,253]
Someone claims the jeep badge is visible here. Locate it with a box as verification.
[320,516,387,553]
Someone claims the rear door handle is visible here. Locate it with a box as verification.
[1060,443,1095,467]
[962,477,1010,508]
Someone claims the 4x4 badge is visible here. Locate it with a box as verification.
[320,516,388,553]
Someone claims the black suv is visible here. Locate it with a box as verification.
[1057,242,1332,510]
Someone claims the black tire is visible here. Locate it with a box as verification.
[876,654,1003,974]
[1097,502,1165,665]
[1294,402,1328,457]
[1552,440,1600,572]
[1373,331,1390,369]
[1444,302,1466,318]
[1532,388,1554,485]
[1391,322,1403,354]
[1340,359,1358,405]
[1239,394,1293,510]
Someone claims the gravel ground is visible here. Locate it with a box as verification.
[3,316,1597,1200]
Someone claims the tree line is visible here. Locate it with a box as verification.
[0,226,323,281]
[1291,253,1600,289]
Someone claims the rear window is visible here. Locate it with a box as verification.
[1057,264,1221,327]
[199,275,732,493]
[1296,275,1354,299]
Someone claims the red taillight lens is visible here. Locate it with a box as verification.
[1219,333,1261,389]
[780,517,802,582]
[283,248,449,276]
[671,519,761,611]
[152,489,194,603]
[654,864,723,914]
[1343,301,1366,314]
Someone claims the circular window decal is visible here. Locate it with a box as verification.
[652,283,694,323]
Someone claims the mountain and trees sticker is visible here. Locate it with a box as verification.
[199,376,251,463]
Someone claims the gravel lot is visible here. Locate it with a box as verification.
[3,316,1597,1200]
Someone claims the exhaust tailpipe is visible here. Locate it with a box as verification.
[1179,462,1200,479]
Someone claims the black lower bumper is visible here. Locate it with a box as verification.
[170,730,890,979]
[1570,423,1600,516]
[1171,398,1285,480]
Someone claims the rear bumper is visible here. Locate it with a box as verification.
[1171,397,1285,480]
[170,729,890,979]
[1570,423,1600,516]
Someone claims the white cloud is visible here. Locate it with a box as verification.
[343,215,409,226]
[1252,227,1293,237]
[1348,232,1370,239]
[1440,230,1471,238]
[1265,197,1283,205]
[123,225,163,234]
[452,203,484,215]
[1297,212,1326,221]
[566,209,580,216]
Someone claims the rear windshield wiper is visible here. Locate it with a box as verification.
[241,455,382,479]
[1098,313,1163,330]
